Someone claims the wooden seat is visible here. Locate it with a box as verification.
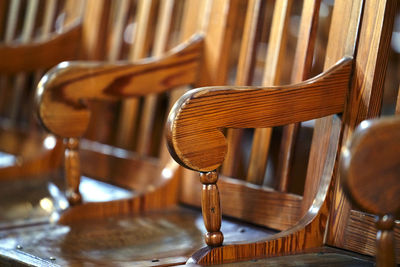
[0,0,398,266]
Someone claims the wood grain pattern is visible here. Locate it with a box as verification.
[340,116,400,267]
[223,0,262,177]
[180,174,303,231]
[36,35,203,138]
[247,0,292,185]
[187,116,342,264]
[326,0,398,258]
[276,0,321,191]
[167,58,352,172]
[0,22,82,73]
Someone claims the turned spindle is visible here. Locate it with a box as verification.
[64,137,82,205]
[200,171,223,246]
[375,215,396,267]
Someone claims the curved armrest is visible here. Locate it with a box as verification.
[0,20,82,74]
[166,57,352,172]
[36,34,204,138]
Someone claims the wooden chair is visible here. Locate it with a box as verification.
[0,0,84,179]
[0,0,397,266]
[341,116,400,267]
[0,0,84,227]
[166,0,399,265]
[0,1,255,266]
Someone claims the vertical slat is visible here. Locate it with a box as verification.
[396,85,400,114]
[159,0,213,164]
[222,0,262,177]
[116,0,156,149]
[9,0,39,123]
[4,0,20,42]
[41,0,58,39]
[107,0,130,61]
[137,0,175,156]
[246,0,292,185]
[81,0,111,60]
[276,0,321,192]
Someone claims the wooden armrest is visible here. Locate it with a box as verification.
[340,116,400,267]
[0,21,82,74]
[166,57,353,172]
[36,34,204,138]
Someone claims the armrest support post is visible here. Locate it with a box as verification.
[375,215,396,267]
[64,137,81,205]
[200,171,223,246]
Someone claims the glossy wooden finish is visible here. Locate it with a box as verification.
[246,0,292,185]
[326,0,399,261]
[167,58,352,172]
[200,171,223,246]
[36,35,203,138]
[0,207,274,266]
[341,116,400,267]
[0,22,82,74]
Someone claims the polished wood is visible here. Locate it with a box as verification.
[0,23,82,74]
[222,0,262,177]
[37,35,203,138]
[341,116,400,267]
[167,58,352,172]
[247,0,292,185]
[276,0,321,192]
[64,138,81,205]
[0,207,273,266]
[326,0,399,261]
[200,171,223,246]
[166,0,380,264]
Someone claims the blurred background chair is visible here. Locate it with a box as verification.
[0,0,84,228]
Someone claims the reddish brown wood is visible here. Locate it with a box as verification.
[326,0,398,259]
[0,23,82,73]
[167,58,352,172]
[340,116,400,266]
[64,137,82,205]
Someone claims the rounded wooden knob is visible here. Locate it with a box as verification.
[200,171,218,184]
[340,117,400,216]
[205,231,223,246]
[66,189,82,205]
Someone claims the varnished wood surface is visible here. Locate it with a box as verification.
[167,58,352,172]
[0,207,274,266]
[37,34,204,138]
[185,115,341,265]
[0,129,63,179]
[208,247,375,267]
[326,0,398,260]
[0,22,82,74]
[180,174,303,231]
[340,116,400,217]
[340,116,400,266]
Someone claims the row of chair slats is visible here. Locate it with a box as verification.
[222,0,263,177]
[137,0,175,156]
[159,0,214,165]
[246,0,293,185]
[220,0,323,197]
[0,0,85,128]
[116,0,158,149]
[275,0,321,192]
[9,0,39,123]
